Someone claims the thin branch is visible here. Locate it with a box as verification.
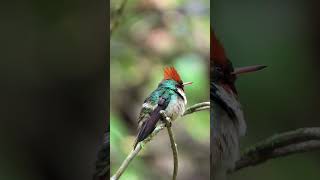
[167,126,178,180]
[110,102,209,180]
[183,102,210,116]
[274,140,320,155]
[110,144,142,180]
[160,111,178,180]
[241,128,320,155]
[232,127,320,172]
[111,124,166,180]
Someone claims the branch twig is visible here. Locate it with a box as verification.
[183,102,210,116]
[232,127,320,172]
[111,124,166,180]
[167,126,178,180]
[110,102,210,180]
[160,111,178,180]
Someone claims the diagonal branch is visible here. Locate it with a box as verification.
[183,102,210,116]
[110,123,165,180]
[232,127,320,172]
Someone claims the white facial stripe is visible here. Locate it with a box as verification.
[177,88,187,105]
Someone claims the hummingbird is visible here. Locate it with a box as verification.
[133,67,192,149]
[211,29,266,180]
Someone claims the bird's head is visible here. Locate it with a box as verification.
[159,67,192,92]
[211,28,266,95]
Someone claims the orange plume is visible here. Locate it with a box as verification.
[163,67,182,83]
[211,28,227,64]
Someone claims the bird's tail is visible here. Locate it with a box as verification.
[133,105,165,149]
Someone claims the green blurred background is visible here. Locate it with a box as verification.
[213,0,320,180]
[110,0,210,179]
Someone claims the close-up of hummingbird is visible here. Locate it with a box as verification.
[211,29,266,180]
[133,67,192,149]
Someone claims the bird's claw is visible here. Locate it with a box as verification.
[159,110,166,117]
[159,110,171,127]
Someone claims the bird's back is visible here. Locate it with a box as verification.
[134,85,186,148]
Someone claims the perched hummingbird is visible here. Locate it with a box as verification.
[211,29,266,180]
[133,67,192,149]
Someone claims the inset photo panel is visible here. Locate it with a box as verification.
[212,1,320,180]
[110,0,210,179]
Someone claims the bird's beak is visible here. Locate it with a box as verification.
[182,82,193,86]
[232,65,267,75]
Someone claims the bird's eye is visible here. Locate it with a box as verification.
[214,66,225,80]
[216,67,222,72]
[215,67,223,74]
[176,84,184,90]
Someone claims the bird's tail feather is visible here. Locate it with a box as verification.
[133,105,164,149]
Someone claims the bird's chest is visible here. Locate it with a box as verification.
[165,96,185,121]
[212,84,246,136]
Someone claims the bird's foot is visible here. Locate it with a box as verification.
[159,110,172,127]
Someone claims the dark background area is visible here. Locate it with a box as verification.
[0,0,108,180]
[213,0,320,180]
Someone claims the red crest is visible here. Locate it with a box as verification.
[163,67,182,83]
[211,28,227,64]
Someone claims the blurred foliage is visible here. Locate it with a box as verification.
[213,0,320,179]
[110,0,210,179]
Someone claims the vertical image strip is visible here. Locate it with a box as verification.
[211,1,320,180]
[110,0,210,179]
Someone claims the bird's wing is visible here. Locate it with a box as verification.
[211,83,236,119]
[133,89,171,149]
